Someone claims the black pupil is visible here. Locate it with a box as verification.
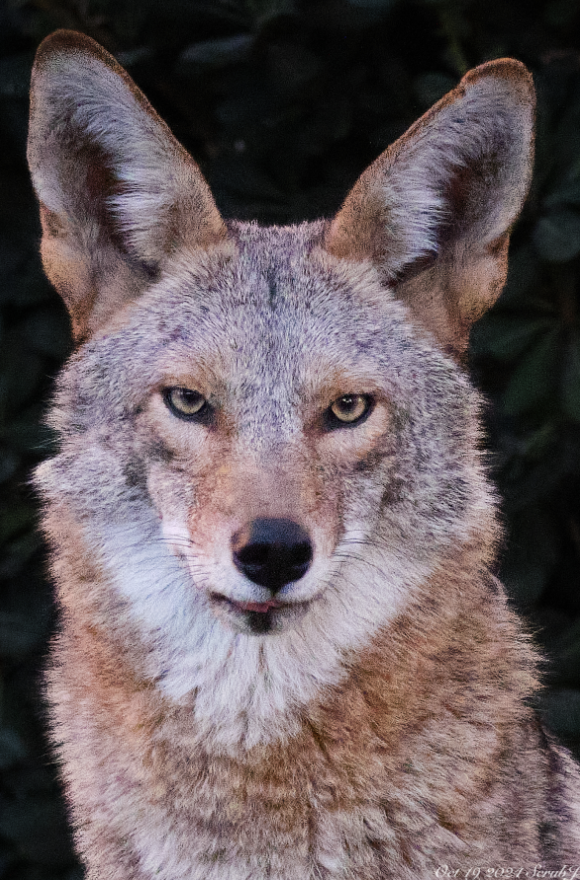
[181,390,201,407]
[339,396,357,412]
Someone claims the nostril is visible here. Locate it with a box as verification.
[231,518,313,592]
[235,542,270,568]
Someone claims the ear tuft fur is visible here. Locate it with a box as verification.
[27,30,227,341]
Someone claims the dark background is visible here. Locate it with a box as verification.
[2,0,580,875]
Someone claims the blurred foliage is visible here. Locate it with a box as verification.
[2,0,580,875]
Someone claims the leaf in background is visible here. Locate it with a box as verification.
[0,610,46,660]
[540,687,580,742]
[0,531,43,583]
[0,728,27,771]
[495,243,544,310]
[20,309,71,360]
[413,72,457,108]
[0,54,33,99]
[502,327,559,415]
[179,34,253,68]
[0,503,35,544]
[347,0,398,8]
[0,795,74,867]
[266,43,321,94]
[544,0,580,26]
[471,314,554,362]
[0,449,18,484]
[519,421,558,461]
[533,208,580,262]
[502,507,558,606]
[0,258,53,307]
[215,74,275,127]
[209,155,284,201]
[543,615,580,687]
[247,0,296,23]
[543,179,580,209]
[561,329,580,422]
[115,46,154,68]
[0,343,44,412]
[3,419,54,455]
[0,99,28,156]
[552,95,580,176]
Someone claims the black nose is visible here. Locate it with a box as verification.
[231,518,313,593]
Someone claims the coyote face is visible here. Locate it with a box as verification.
[36,213,488,746]
[28,30,580,879]
[46,219,482,631]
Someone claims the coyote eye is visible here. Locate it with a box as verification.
[327,394,373,427]
[163,387,209,421]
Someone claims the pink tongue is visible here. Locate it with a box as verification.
[236,600,280,613]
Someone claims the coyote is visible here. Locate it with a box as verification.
[28,29,580,879]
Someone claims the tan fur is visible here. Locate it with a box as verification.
[28,30,580,879]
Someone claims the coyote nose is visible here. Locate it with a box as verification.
[231,518,313,592]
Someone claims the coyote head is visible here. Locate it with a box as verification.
[28,32,534,746]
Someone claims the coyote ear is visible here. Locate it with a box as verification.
[325,59,535,357]
[27,30,228,342]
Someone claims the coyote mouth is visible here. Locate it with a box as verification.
[231,599,283,613]
[211,594,285,614]
[210,592,310,634]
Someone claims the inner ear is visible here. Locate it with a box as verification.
[27,29,229,342]
[325,58,535,358]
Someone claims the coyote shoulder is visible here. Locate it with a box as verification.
[28,29,580,879]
